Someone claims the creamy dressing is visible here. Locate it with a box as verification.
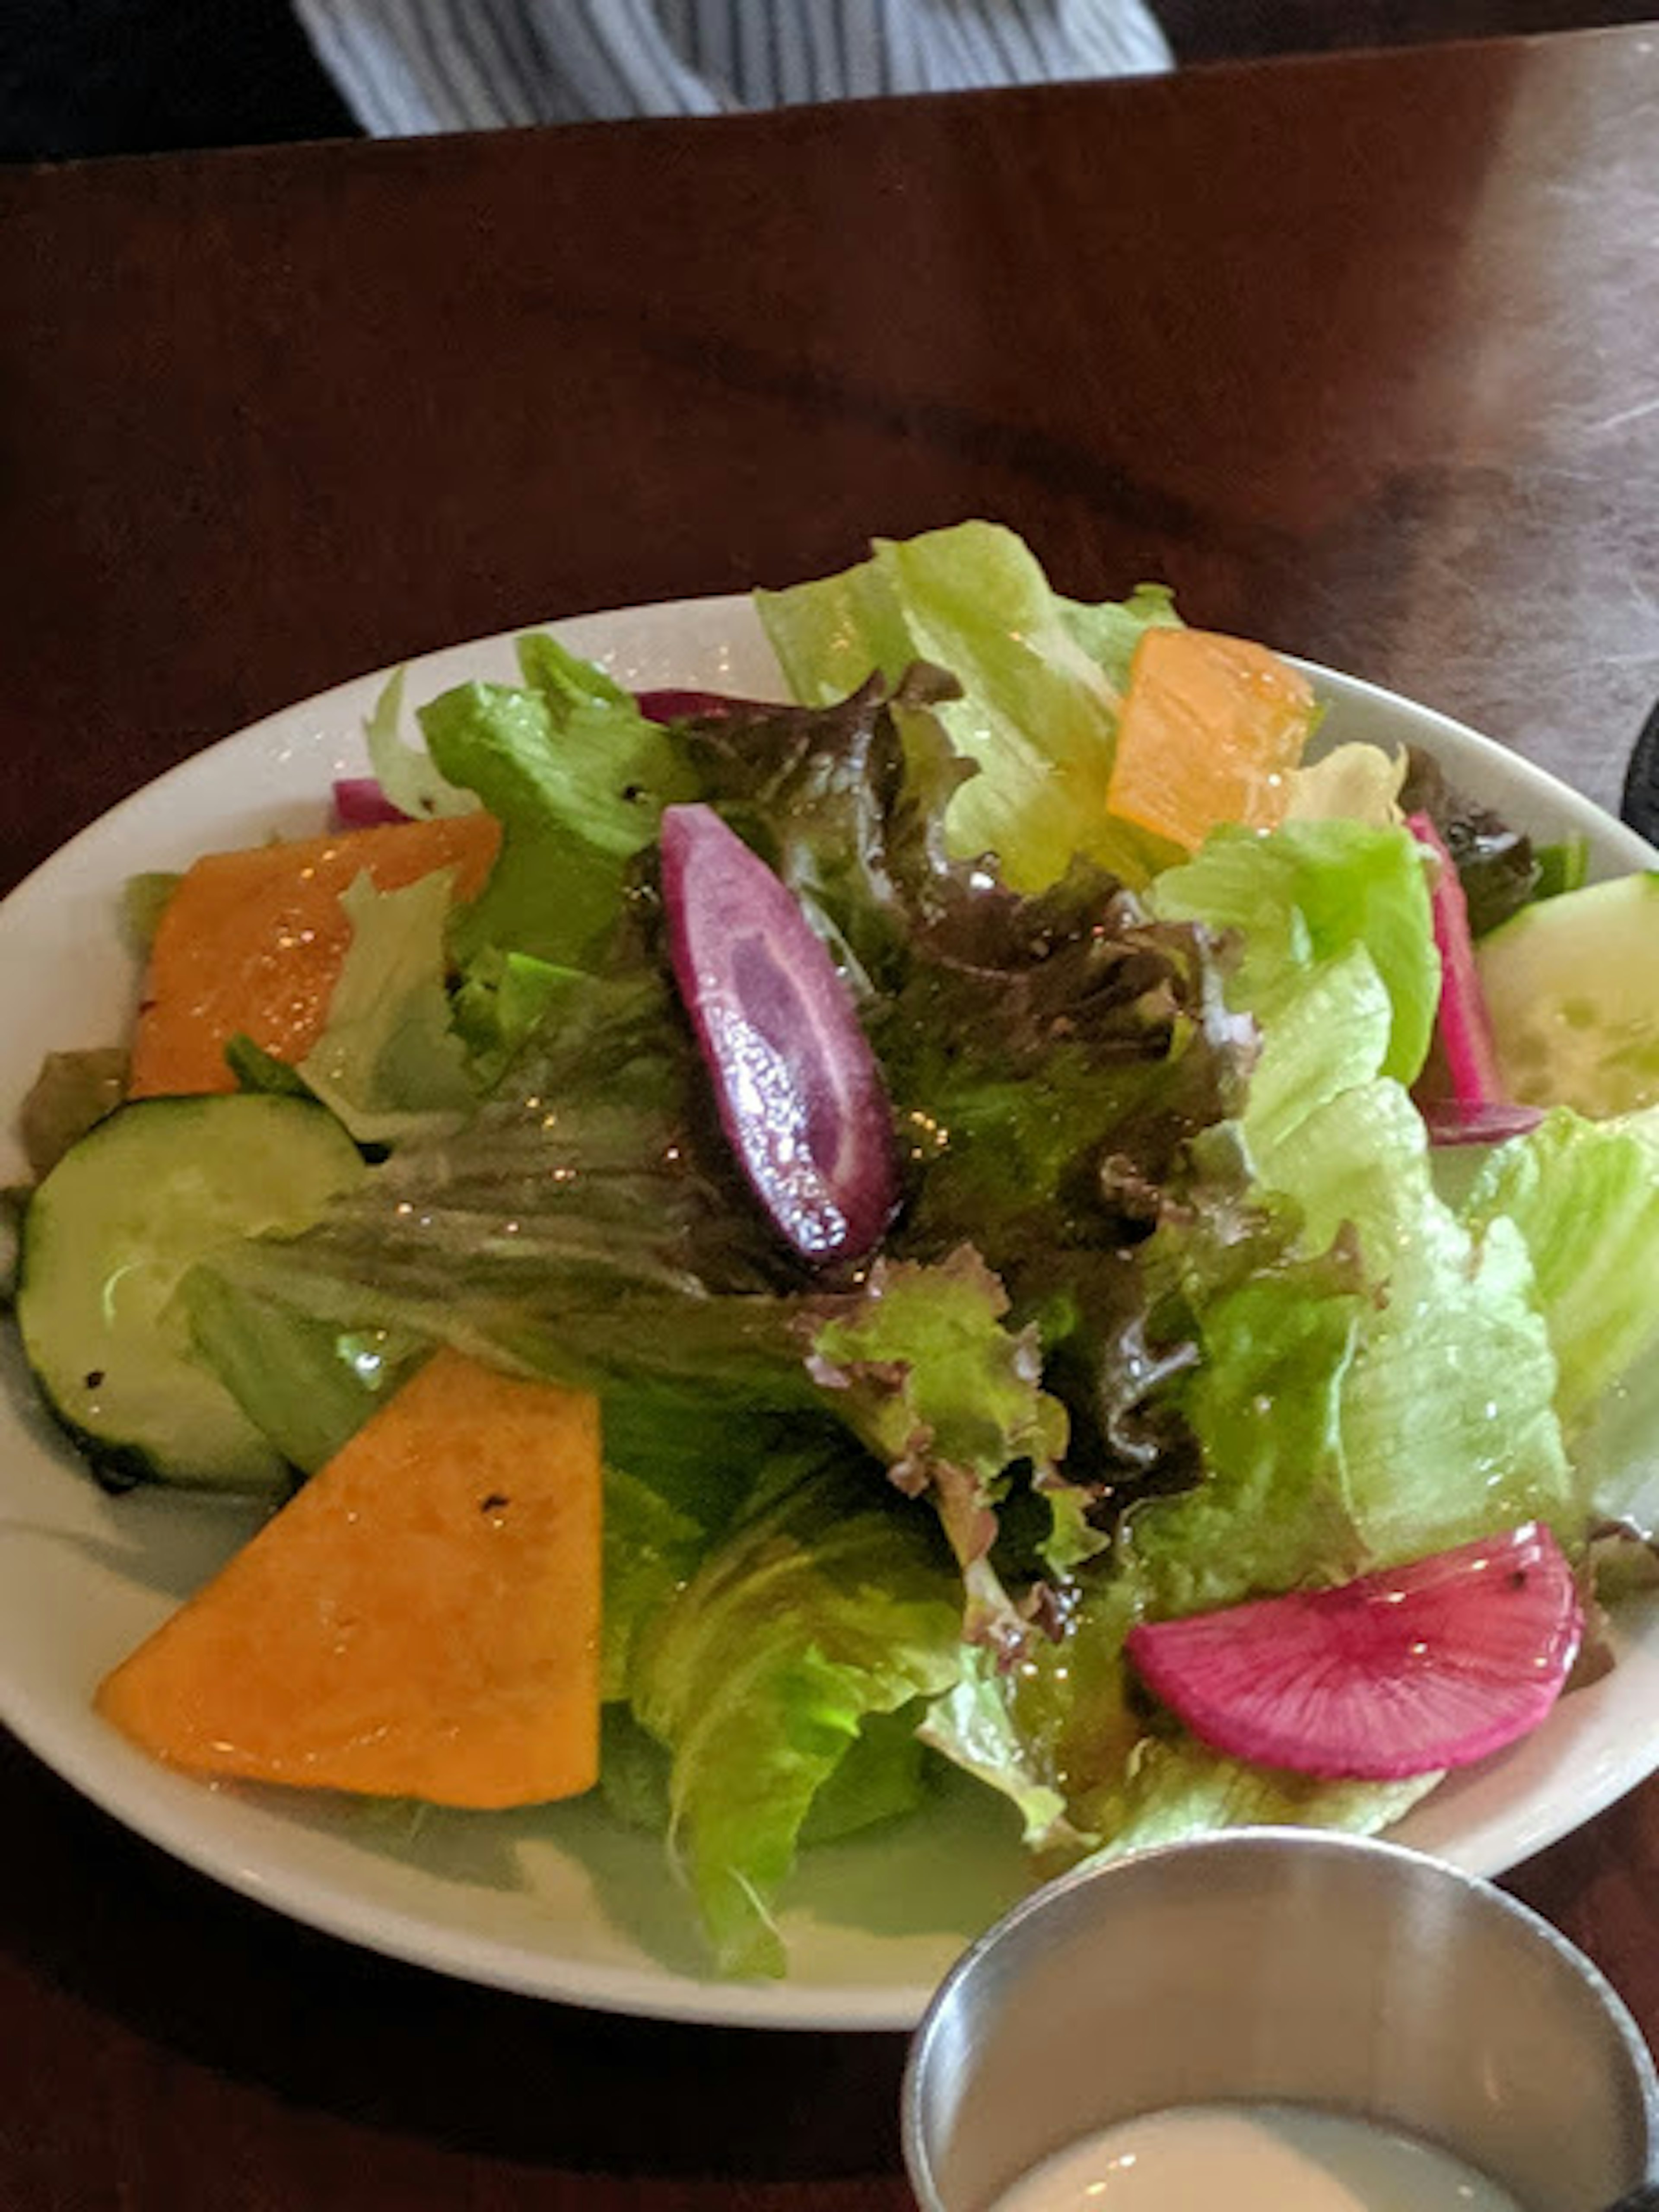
[989,2103,1525,2212]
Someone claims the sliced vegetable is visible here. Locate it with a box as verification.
[1478,873,1659,1117]
[128,813,500,1098]
[1125,1524,1582,1780]
[96,1347,602,1807]
[332,776,409,827]
[1411,812,1503,1110]
[660,802,898,1265]
[1421,1100,1544,1147]
[1105,627,1316,853]
[17,1096,365,1492]
[635,688,767,723]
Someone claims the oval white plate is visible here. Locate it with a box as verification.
[0,594,1655,2033]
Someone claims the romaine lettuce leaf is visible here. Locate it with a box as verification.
[296,873,476,1145]
[184,1265,426,1475]
[1140,817,1573,1591]
[1458,1107,1659,1535]
[1462,1107,1659,1432]
[601,1464,707,1702]
[756,520,1179,890]
[1151,819,1438,1088]
[1077,1738,1442,1865]
[629,1453,964,1976]
[365,667,478,821]
[1125,1264,1367,1615]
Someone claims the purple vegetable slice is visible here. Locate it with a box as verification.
[636,688,769,725]
[660,802,899,1265]
[1421,1099,1545,1147]
[332,776,410,828]
[1125,1524,1583,1780]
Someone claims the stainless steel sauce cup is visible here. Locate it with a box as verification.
[903,1828,1659,2212]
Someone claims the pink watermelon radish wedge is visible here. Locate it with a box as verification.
[660,802,899,1266]
[1125,1524,1583,1780]
[1410,812,1506,1112]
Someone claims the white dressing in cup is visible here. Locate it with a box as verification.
[991,2103,1525,2212]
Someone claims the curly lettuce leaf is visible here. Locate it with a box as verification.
[664,666,973,998]
[419,635,697,969]
[806,1248,1074,1638]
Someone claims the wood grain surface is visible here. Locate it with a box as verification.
[3,28,1659,2209]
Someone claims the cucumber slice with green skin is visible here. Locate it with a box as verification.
[17,1095,366,1493]
[1477,872,1659,1118]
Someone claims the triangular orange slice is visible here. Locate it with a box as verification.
[97,1348,601,1808]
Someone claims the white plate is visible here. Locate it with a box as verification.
[1,594,1656,2033]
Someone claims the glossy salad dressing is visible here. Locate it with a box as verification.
[988,2103,1525,2212]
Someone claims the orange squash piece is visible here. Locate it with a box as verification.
[96,1348,601,1808]
[128,811,501,1097]
[1106,627,1316,853]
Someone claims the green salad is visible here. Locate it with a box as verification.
[12,519,1659,1981]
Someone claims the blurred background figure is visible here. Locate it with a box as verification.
[297,0,1173,133]
[4,0,1170,159]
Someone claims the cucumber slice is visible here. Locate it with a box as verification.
[1477,873,1659,1117]
[17,1095,365,1492]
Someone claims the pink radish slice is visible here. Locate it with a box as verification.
[333,776,410,827]
[1410,812,1505,1109]
[660,803,899,1265]
[1422,1099,1545,1147]
[1125,1523,1582,1780]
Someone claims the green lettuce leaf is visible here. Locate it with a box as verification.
[756,520,1179,890]
[1462,1107,1659,1433]
[1078,1739,1442,1865]
[184,1269,426,1475]
[296,873,476,1145]
[1151,819,1439,1088]
[601,1464,708,1702]
[1137,818,1573,1599]
[629,1453,964,1976]
[806,1248,1073,1628]
[420,636,696,969]
[1458,1107,1659,1535]
[1125,1263,1367,1615]
[364,667,477,821]
[201,963,824,1407]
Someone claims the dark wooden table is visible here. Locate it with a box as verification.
[4,25,1659,2209]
